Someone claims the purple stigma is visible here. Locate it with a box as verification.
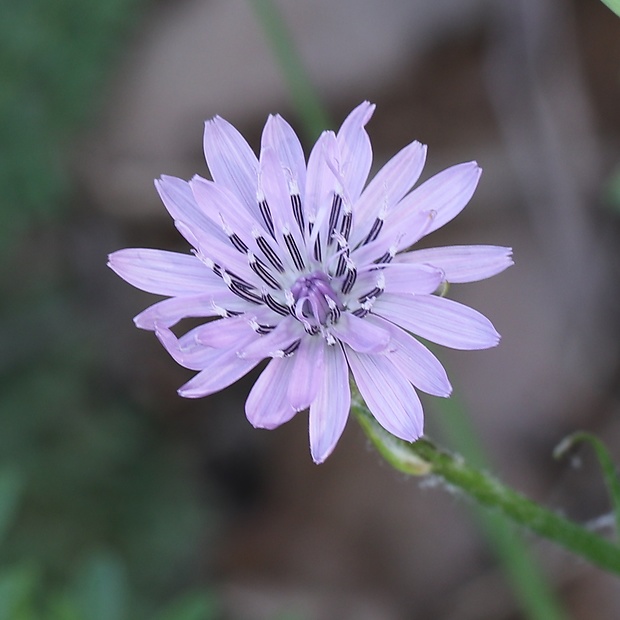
[291,271,342,327]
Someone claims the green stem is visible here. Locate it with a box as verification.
[600,0,620,18]
[352,395,620,575]
[433,394,566,620]
[251,0,331,141]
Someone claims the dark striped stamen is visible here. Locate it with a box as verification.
[282,340,301,357]
[215,264,255,292]
[358,287,383,304]
[327,194,342,245]
[341,268,357,294]
[256,236,284,272]
[328,304,342,322]
[340,210,352,241]
[263,293,289,316]
[229,277,255,293]
[284,233,305,271]
[229,233,248,253]
[250,257,281,290]
[255,323,275,335]
[222,309,243,317]
[211,262,251,289]
[229,280,263,304]
[291,194,304,232]
[352,307,369,318]
[259,199,275,237]
[335,249,349,278]
[313,234,322,262]
[373,251,394,265]
[363,217,384,245]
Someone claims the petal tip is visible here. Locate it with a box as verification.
[178,377,208,399]
[133,314,149,330]
[177,386,197,399]
[461,160,482,176]
[310,444,331,464]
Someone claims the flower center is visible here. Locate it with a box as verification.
[290,271,342,329]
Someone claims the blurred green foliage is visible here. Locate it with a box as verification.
[0,0,143,252]
[0,0,221,618]
[605,166,620,212]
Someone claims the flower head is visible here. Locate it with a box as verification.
[108,102,512,463]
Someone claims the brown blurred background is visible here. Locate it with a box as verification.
[3,0,620,618]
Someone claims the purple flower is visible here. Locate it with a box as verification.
[108,102,512,463]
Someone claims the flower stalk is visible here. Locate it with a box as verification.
[352,392,620,575]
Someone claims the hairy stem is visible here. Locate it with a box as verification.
[352,395,620,575]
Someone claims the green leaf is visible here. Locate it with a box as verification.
[154,592,218,620]
[554,432,620,540]
[600,0,620,18]
[72,551,127,620]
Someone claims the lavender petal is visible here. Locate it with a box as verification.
[155,326,225,371]
[287,336,325,412]
[258,147,306,256]
[330,312,391,354]
[396,245,514,283]
[336,101,375,202]
[203,116,259,218]
[245,357,298,429]
[108,248,220,296]
[177,349,261,398]
[346,347,424,441]
[262,114,307,200]
[309,343,350,463]
[155,175,226,243]
[305,131,340,232]
[237,316,302,360]
[352,140,427,243]
[389,162,481,250]
[195,309,279,348]
[373,293,501,350]
[381,263,444,295]
[367,315,452,397]
[190,175,267,241]
[134,292,247,330]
